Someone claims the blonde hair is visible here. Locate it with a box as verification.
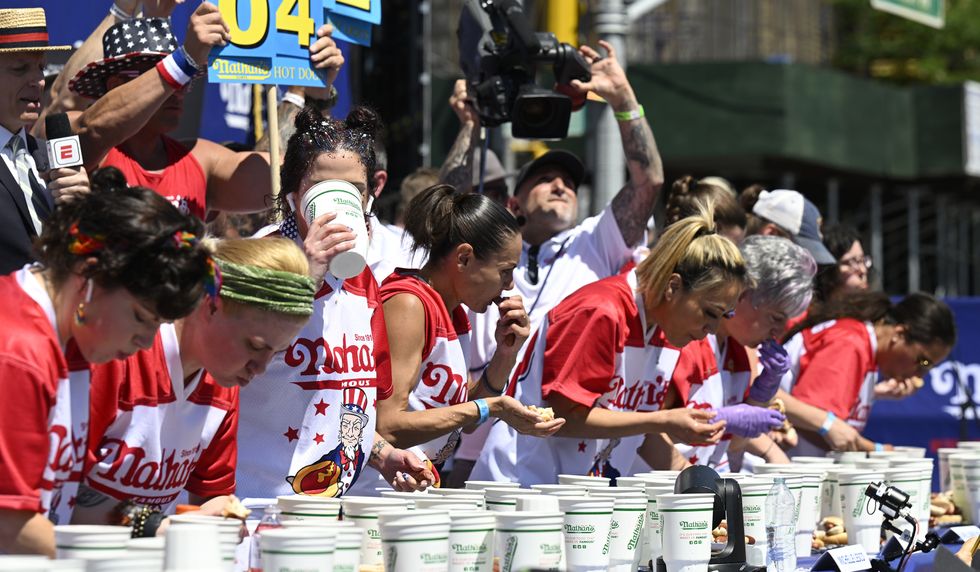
[637,206,751,305]
[210,237,311,315]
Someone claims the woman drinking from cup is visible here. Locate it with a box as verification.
[236,107,433,500]
[369,184,565,486]
[71,237,316,533]
[776,291,955,454]
[0,168,213,555]
[476,207,746,486]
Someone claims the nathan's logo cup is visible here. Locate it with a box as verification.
[261,529,335,572]
[299,179,369,279]
[656,493,714,572]
[557,496,615,572]
[494,512,564,572]
[836,470,885,554]
[378,510,451,572]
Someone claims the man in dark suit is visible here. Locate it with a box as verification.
[0,8,81,274]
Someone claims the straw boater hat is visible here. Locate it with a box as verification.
[0,8,71,53]
[69,17,178,99]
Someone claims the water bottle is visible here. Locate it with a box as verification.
[248,504,283,572]
[765,477,797,571]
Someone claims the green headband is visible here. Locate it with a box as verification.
[215,258,316,317]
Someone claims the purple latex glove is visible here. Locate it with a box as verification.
[747,338,791,403]
[712,403,785,437]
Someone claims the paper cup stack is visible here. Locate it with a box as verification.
[166,514,243,569]
[590,488,647,572]
[341,496,411,566]
[279,519,363,572]
[656,493,715,572]
[276,494,342,521]
[837,470,884,554]
[163,523,224,572]
[53,525,131,561]
[495,511,565,572]
[448,510,496,572]
[557,496,614,572]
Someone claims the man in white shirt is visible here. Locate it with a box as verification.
[459,39,667,483]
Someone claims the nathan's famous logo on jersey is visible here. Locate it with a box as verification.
[92,438,202,492]
[285,333,376,376]
[419,362,468,406]
[48,424,84,476]
[600,375,668,411]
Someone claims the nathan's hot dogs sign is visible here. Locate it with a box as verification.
[208,0,379,86]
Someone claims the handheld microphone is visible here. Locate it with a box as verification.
[45,113,83,171]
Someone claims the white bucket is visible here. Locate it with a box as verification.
[341,496,412,566]
[53,525,131,561]
[657,493,715,572]
[299,179,368,279]
[557,496,614,572]
[558,474,610,487]
[261,529,335,572]
[494,511,565,572]
[163,523,224,572]
[379,509,451,572]
[837,471,885,554]
[448,510,496,572]
[735,479,772,567]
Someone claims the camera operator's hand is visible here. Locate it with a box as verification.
[450,79,480,128]
[571,40,638,113]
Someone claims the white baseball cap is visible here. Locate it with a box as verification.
[752,189,835,265]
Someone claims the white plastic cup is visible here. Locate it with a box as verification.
[341,496,412,566]
[276,494,343,520]
[380,490,427,508]
[590,493,645,572]
[530,484,589,497]
[883,468,929,540]
[484,487,540,512]
[430,488,488,499]
[166,514,242,566]
[938,448,959,491]
[821,467,853,519]
[0,556,51,570]
[830,451,867,465]
[958,441,980,449]
[84,552,164,571]
[277,521,362,572]
[615,476,653,489]
[962,457,980,527]
[735,479,771,567]
[790,456,834,464]
[464,480,521,491]
[46,560,86,572]
[494,511,564,572]
[414,496,483,510]
[892,446,927,458]
[379,509,451,572]
[558,474,610,487]
[557,496,614,572]
[643,485,675,568]
[657,493,714,572]
[868,450,907,460]
[260,529,335,572]
[447,510,495,572]
[854,459,892,470]
[635,471,682,479]
[951,453,980,522]
[163,523,224,572]
[514,494,560,512]
[53,525,131,560]
[780,471,823,557]
[837,471,885,554]
[299,179,368,279]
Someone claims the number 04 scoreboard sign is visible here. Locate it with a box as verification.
[208,0,379,86]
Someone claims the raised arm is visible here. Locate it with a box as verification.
[570,40,664,246]
[438,79,480,192]
[69,2,229,169]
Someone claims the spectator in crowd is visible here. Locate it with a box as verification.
[44,2,343,220]
[664,175,747,244]
[639,236,815,472]
[0,167,212,555]
[395,168,440,227]
[365,185,564,489]
[72,238,315,534]
[740,186,836,265]
[777,291,955,454]
[477,208,744,485]
[0,8,89,274]
[236,106,433,500]
[461,39,667,483]
[814,223,871,304]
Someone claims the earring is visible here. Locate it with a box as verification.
[74,279,94,326]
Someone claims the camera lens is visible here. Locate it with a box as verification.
[516,98,558,128]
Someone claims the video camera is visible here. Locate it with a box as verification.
[457,0,591,140]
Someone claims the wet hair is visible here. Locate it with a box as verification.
[276,106,381,219]
[404,184,520,263]
[785,291,956,349]
[814,224,865,303]
[740,235,816,317]
[636,204,751,305]
[665,175,746,230]
[34,167,212,320]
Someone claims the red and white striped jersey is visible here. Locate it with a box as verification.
[786,319,878,456]
[477,269,684,486]
[380,271,471,464]
[0,267,89,524]
[84,324,238,511]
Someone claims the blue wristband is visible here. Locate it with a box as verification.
[818,411,836,436]
[172,46,200,76]
[874,442,885,452]
[473,399,490,426]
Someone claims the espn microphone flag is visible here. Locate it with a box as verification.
[45,113,83,169]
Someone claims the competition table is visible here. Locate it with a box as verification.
[795,543,956,571]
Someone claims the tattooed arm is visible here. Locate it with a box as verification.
[368,433,435,491]
[438,80,481,192]
[570,41,664,247]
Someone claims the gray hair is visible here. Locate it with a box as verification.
[740,235,817,317]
